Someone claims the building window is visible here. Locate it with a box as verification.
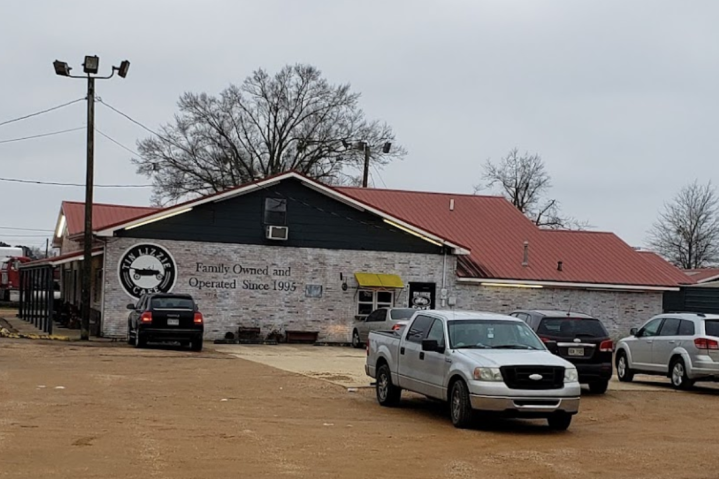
[357,289,394,316]
[264,197,287,225]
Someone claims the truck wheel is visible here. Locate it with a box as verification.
[191,337,203,352]
[376,364,401,406]
[616,351,634,382]
[547,412,572,431]
[670,358,694,390]
[352,330,362,348]
[126,325,134,345]
[449,380,474,429]
[589,380,609,394]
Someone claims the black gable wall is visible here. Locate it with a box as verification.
[118,179,443,255]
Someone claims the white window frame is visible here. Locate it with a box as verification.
[357,289,395,316]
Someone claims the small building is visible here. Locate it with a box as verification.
[26,171,692,340]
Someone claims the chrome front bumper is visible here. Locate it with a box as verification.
[470,394,580,414]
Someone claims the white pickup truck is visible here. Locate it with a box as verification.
[365,310,581,430]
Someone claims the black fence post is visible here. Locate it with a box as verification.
[46,267,53,335]
[18,269,24,319]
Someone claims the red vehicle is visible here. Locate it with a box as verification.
[0,256,31,301]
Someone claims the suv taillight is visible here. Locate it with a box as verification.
[140,312,152,323]
[539,336,552,343]
[392,324,402,331]
[599,340,614,352]
[194,312,203,324]
[694,338,719,350]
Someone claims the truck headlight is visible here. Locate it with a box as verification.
[564,367,578,383]
[473,367,503,381]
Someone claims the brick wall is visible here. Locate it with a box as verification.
[101,237,453,341]
[453,282,663,337]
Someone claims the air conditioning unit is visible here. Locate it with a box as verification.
[266,225,289,241]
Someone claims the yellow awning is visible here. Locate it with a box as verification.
[354,272,404,288]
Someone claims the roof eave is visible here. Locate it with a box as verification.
[456,277,680,292]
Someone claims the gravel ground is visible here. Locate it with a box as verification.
[1,339,718,479]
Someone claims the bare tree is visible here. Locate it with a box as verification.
[134,64,405,205]
[649,181,719,269]
[478,148,588,229]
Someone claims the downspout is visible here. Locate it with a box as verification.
[441,247,447,308]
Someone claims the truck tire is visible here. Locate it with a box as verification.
[191,337,203,352]
[547,412,572,431]
[616,351,634,382]
[376,364,401,406]
[127,325,134,345]
[449,380,474,429]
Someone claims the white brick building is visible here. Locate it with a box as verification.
[39,171,692,341]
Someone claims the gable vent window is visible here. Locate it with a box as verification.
[264,197,287,225]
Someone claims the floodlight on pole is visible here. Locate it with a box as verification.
[51,54,129,340]
[115,60,130,78]
[382,142,392,154]
[53,60,71,77]
[82,55,99,74]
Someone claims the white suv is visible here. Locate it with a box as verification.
[615,313,719,389]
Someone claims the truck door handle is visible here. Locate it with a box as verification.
[668,340,676,345]
[419,352,425,360]
[400,347,405,355]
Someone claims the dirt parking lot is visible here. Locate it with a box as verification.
[2,340,719,479]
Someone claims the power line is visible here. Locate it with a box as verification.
[95,128,140,156]
[0,126,85,145]
[0,98,85,128]
[0,176,152,188]
[96,98,166,139]
[0,226,54,232]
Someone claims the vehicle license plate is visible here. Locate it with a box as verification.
[167,319,179,326]
[568,348,584,356]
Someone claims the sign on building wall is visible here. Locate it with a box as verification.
[118,243,178,299]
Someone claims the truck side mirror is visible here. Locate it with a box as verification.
[422,339,442,353]
[630,327,638,336]
[126,303,135,310]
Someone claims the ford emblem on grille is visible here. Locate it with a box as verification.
[529,374,543,381]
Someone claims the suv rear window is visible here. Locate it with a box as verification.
[151,297,194,309]
[705,320,719,337]
[537,318,608,338]
[390,308,415,320]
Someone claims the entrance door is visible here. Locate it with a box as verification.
[408,282,436,310]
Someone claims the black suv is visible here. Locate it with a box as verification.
[127,293,204,351]
[510,310,613,394]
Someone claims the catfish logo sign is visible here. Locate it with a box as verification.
[118,244,177,298]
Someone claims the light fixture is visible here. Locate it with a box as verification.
[382,142,392,154]
[124,208,193,230]
[383,219,443,247]
[55,215,66,237]
[116,60,130,78]
[53,60,71,76]
[82,55,99,74]
[480,282,543,289]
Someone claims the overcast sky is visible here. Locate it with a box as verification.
[2,0,717,251]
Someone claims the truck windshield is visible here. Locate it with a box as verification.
[447,320,544,350]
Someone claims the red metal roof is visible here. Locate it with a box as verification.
[684,268,719,283]
[638,251,695,285]
[338,187,689,288]
[62,201,160,238]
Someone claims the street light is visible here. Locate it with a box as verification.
[53,55,130,340]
